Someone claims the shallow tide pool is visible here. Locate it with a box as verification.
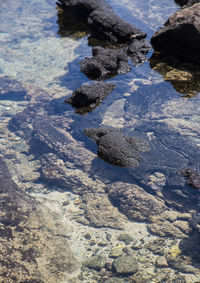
[0,0,200,282]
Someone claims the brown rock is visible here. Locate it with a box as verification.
[151,4,200,64]
[108,182,166,221]
[147,221,188,238]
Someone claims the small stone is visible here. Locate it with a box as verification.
[104,277,125,283]
[83,255,106,271]
[84,233,91,240]
[106,233,112,241]
[131,240,142,250]
[105,258,114,271]
[109,246,124,258]
[171,275,186,283]
[89,240,96,246]
[98,241,108,247]
[155,256,169,268]
[117,233,134,245]
[62,200,70,206]
[112,255,138,275]
[145,238,166,255]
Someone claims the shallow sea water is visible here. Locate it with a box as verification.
[1,0,200,282]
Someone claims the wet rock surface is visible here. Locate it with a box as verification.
[80,46,130,80]
[175,0,200,7]
[149,53,200,97]
[57,0,146,43]
[179,168,200,190]
[112,255,138,275]
[2,0,200,282]
[151,3,200,64]
[65,81,115,111]
[108,182,166,221]
[126,38,150,65]
[0,156,79,282]
[83,127,150,167]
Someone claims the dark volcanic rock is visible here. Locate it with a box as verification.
[179,168,200,190]
[57,0,146,43]
[83,127,150,167]
[151,4,200,64]
[126,38,150,65]
[80,46,130,80]
[175,0,200,7]
[66,82,115,109]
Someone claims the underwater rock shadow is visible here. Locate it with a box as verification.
[149,53,200,97]
[0,76,29,101]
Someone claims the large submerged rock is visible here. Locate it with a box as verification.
[83,127,150,167]
[57,0,146,43]
[151,3,200,64]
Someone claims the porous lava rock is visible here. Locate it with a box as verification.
[66,81,115,108]
[175,0,200,7]
[83,127,150,167]
[126,38,150,65]
[57,0,146,43]
[80,46,130,80]
[151,4,200,64]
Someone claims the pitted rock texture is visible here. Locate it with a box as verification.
[80,46,130,80]
[126,38,150,65]
[57,0,146,43]
[151,4,200,64]
[175,0,200,7]
[83,127,150,167]
[66,81,115,109]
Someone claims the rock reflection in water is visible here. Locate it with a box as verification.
[150,53,200,97]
